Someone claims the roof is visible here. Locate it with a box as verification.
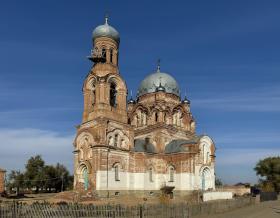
[134,139,156,153]
[137,70,180,97]
[0,168,6,172]
[92,18,120,44]
[164,136,201,154]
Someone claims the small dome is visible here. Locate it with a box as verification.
[92,17,120,43]
[156,82,166,92]
[137,68,180,97]
[128,97,135,104]
[182,96,191,104]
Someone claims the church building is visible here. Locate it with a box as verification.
[73,17,216,195]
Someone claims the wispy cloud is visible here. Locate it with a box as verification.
[193,86,280,112]
[0,128,74,173]
[215,132,280,146]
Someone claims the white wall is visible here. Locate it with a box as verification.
[203,191,233,201]
[96,171,201,191]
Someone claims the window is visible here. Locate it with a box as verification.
[173,113,177,125]
[155,112,158,122]
[114,134,118,147]
[110,83,117,107]
[101,48,106,60]
[149,168,153,182]
[169,166,175,182]
[114,165,120,181]
[110,49,113,63]
[92,87,96,105]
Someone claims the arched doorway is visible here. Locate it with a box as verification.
[201,167,211,191]
[82,167,89,190]
[78,165,89,191]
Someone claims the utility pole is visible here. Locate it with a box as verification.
[61,173,64,192]
[107,147,110,198]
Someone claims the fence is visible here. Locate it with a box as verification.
[0,197,254,218]
[260,192,278,202]
[188,196,254,217]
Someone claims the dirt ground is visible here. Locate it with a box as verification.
[196,199,280,218]
[1,192,189,205]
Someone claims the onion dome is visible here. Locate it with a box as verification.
[128,90,135,104]
[182,96,190,104]
[128,98,135,104]
[92,16,120,44]
[137,63,180,97]
[155,81,166,92]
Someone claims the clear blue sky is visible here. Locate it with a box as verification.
[0,0,280,184]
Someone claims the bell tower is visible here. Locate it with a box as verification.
[82,16,127,124]
[74,17,133,191]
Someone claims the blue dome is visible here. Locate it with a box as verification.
[137,69,180,97]
[92,18,120,43]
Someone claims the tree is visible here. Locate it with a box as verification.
[8,155,73,194]
[43,165,57,191]
[7,170,25,195]
[24,155,45,192]
[254,156,280,192]
[215,178,223,187]
[53,163,73,192]
[43,163,73,192]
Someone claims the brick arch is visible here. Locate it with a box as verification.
[76,161,92,190]
[107,74,126,91]
[85,76,97,90]
[131,104,149,115]
[76,132,94,147]
[107,129,129,149]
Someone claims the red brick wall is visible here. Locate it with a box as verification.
[0,171,5,193]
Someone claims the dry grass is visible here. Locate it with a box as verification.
[0,190,201,206]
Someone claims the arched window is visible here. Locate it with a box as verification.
[128,118,131,125]
[169,166,175,182]
[110,49,113,63]
[149,167,153,182]
[110,83,117,107]
[92,86,96,105]
[80,146,84,160]
[143,112,147,125]
[140,111,144,126]
[177,111,182,126]
[108,136,113,146]
[163,112,166,123]
[114,165,120,181]
[155,112,158,122]
[173,113,177,125]
[114,134,118,147]
[101,48,106,60]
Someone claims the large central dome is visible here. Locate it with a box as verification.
[137,68,180,97]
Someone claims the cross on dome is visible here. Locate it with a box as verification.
[157,59,161,72]
[105,14,109,25]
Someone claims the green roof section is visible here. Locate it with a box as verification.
[134,139,156,153]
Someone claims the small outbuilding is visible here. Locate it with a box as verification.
[0,168,6,193]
